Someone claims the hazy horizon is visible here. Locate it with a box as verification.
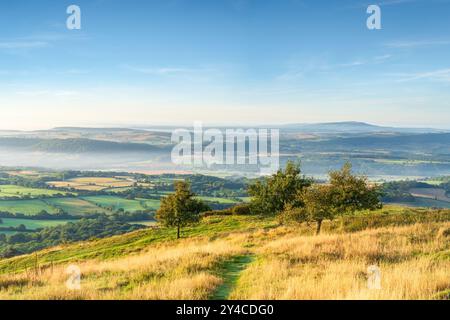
[1,0,450,130]
[0,120,449,132]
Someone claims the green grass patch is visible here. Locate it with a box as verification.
[0,185,72,198]
[46,198,109,216]
[0,218,75,231]
[196,196,241,204]
[137,198,160,210]
[211,254,255,300]
[81,196,146,212]
[391,198,450,209]
[0,199,58,215]
[0,215,276,274]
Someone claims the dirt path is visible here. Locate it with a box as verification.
[211,254,255,300]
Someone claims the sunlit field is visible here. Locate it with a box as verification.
[0,208,449,300]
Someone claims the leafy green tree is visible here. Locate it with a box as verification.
[248,161,312,215]
[328,162,382,216]
[281,162,382,234]
[156,181,210,239]
[285,185,335,234]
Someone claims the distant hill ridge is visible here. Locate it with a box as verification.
[0,137,166,153]
[281,121,448,133]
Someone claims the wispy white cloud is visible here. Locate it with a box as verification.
[389,68,450,82]
[377,0,417,6]
[353,0,450,9]
[124,66,195,76]
[0,41,48,49]
[121,65,219,83]
[351,0,417,8]
[374,54,392,61]
[16,90,80,97]
[0,32,88,53]
[385,40,450,48]
[338,60,366,67]
[276,54,392,82]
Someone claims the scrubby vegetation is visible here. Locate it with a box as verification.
[0,207,448,299]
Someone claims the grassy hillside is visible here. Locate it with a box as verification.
[0,206,449,300]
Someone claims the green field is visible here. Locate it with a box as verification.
[138,198,160,210]
[131,220,157,227]
[196,196,241,204]
[238,197,252,203]
[393,198,450,209]
[0,185,72,198]
[45,198,109,216]
[0,218,75,234]
[103,187,133,193]
[0,199,58,215]
[82,196,148,212]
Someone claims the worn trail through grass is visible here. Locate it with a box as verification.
[211,254,255,300]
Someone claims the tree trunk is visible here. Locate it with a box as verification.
[316,220,323,235]
[177,222,180,239]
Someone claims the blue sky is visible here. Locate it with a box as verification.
[0,0,450,130]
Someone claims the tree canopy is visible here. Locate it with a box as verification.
[156,181,209,238]
[248,161,312,215]
[280,162,382,234]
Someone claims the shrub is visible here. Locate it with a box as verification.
[231,204,252,215]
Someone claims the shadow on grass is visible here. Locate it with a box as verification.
[211,254,255,300]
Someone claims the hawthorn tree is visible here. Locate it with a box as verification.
[248,161,312,215]
[281,163,382,234]
[156,181,209,239]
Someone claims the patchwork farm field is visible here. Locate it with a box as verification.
[0,185,71,198]
[0,218,75,233]
[0,199,58,215]
[138,198,160,210]
[394,198,450,209]
[47,177,137,191]
[82,196,149,212]
[45,198,110,216]
[409,188,450,203]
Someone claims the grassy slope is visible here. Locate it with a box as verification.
[0,215,275,274]
[0,206,449,299]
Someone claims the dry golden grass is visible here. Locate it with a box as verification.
[0,219,448,300]
[0,237,246,300]
[47,177,136,191]
[229,223,450,300]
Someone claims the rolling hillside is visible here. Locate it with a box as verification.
[0,206,449,300]
[0,138,167,153]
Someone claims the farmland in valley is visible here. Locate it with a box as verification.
[0,199,58,215]
[0,218,75,234]
[82,196,152,212]
[45,198,110,216]
[0,185,72,198]
[47,176,137,191]
[409,187,450,203]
